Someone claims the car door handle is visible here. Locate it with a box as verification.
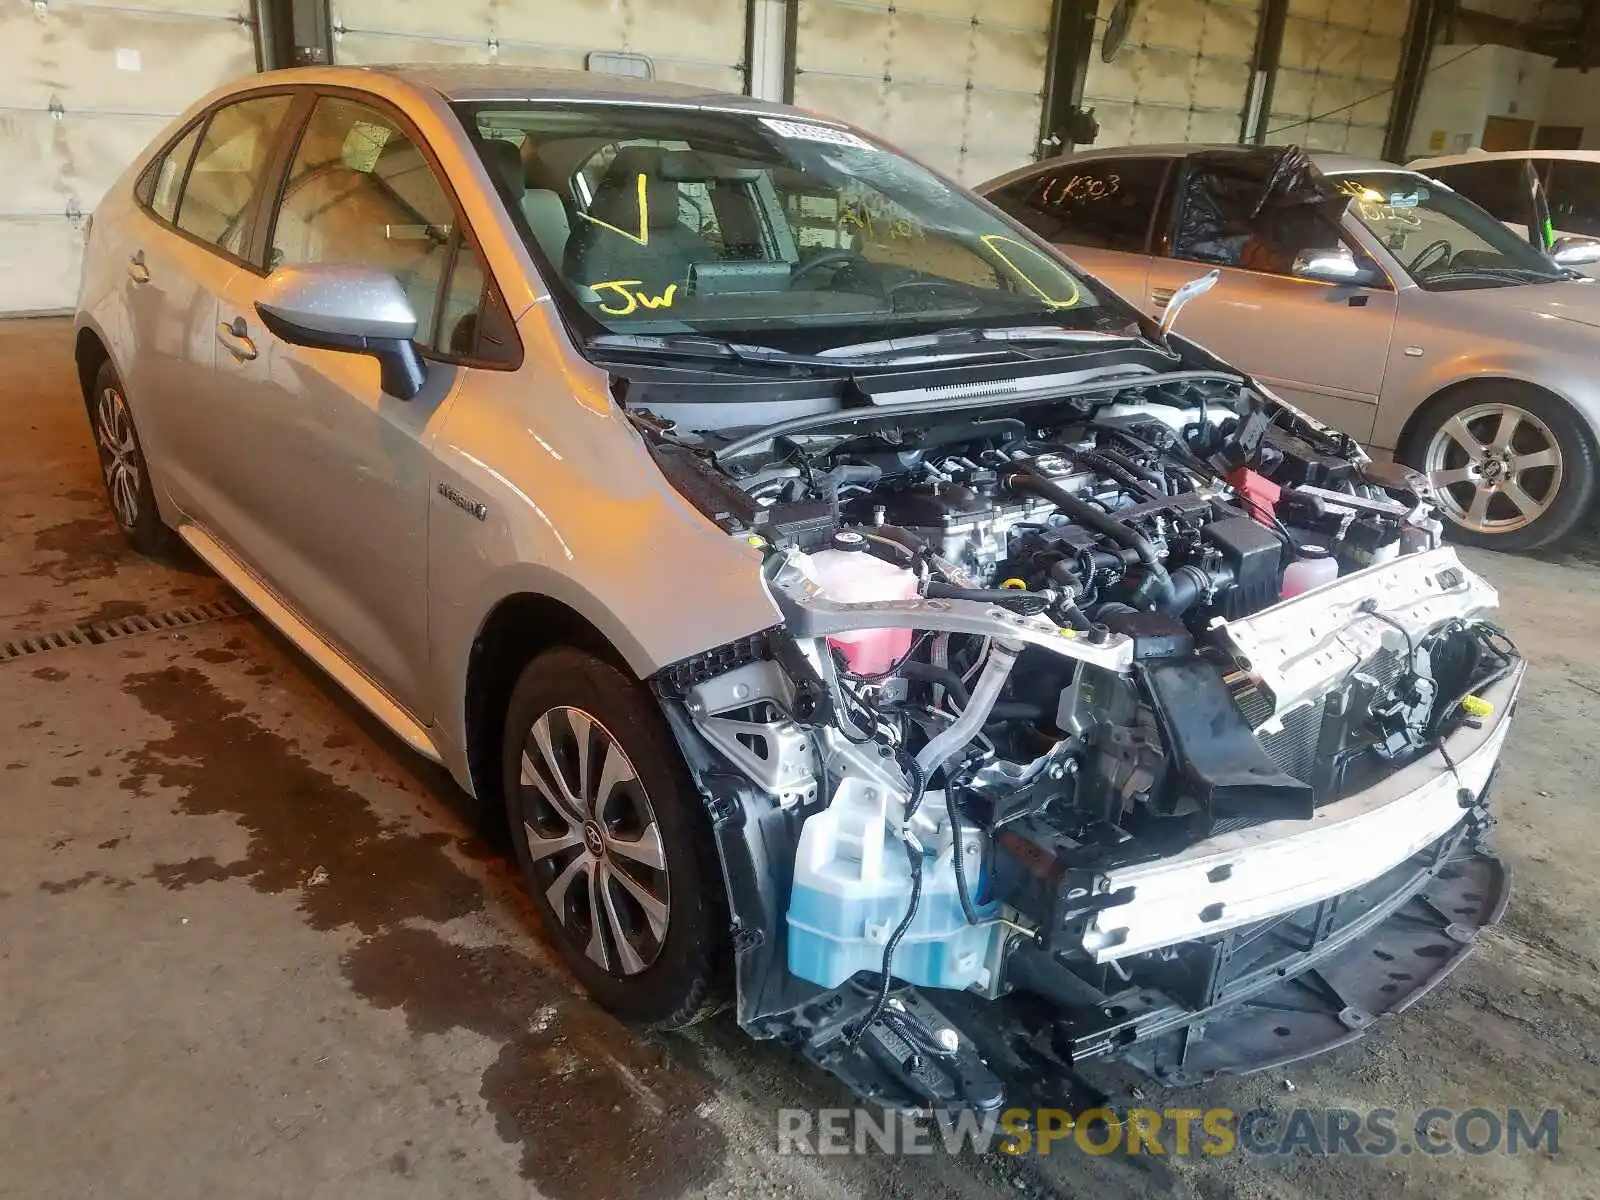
[1151,287,1175,308]
[127,250,150,285]
[216,317,258,361]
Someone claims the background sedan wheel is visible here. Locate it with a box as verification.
[1406,383,1595,551]
[88,359,171,555]
[502,648,730,1028]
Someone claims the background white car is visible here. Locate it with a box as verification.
[1411,149,1600,279]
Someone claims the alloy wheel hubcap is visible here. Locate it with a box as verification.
[518,705,669,976]
[95,386,142,530]
[1424,402,1562,535]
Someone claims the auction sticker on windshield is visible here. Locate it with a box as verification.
[760,117,875,150]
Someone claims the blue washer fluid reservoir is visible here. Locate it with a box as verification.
[786,782,1002,991]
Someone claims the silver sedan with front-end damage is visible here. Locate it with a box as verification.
[74,64,1522,1111]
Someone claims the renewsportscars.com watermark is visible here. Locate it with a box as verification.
[777,1106,1561,1158]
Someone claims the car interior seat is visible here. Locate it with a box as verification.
[565,146,712,291]
[518,146,574,272]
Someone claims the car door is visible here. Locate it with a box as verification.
[211,91,515,719]
[118,94,294,518]
[984,156,1172,308]
[1141,155,1399,443]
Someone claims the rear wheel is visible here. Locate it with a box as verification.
[1403,382,1595,551]
[501,648,730,1028]
[89,359,172,555]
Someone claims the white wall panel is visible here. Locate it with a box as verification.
[331,0,747,93]
[0,0,257,314]
[1084,0,1262,147]
[792,0,1051,184]
[1265,0,1404,156]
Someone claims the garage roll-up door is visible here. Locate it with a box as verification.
[1263,0,1406,158]
[1082,0,1263,147]
[0,0,256,315]
[330,0,747,93]
[791,0,1051,185]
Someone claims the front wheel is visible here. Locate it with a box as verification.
[501,648,730,1029]
[1403,383,1596,551]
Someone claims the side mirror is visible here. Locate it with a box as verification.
[1292,246,1366,283]
[254,263,428,400]
[1551,235,1600,267]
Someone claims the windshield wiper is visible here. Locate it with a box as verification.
[817,323,1148,360]
[1423,265,1561,285]
[584,333,855,373]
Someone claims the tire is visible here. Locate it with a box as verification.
[1400,381,1596,552]
[88,358,173,556]
[501,647,730,1029]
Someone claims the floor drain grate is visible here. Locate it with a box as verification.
[1,597,247,663]
[0,627,90,662]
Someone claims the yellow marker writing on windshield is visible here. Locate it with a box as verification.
[589,280,678,316]
[576,174,652,246]
[980,234,1081,309]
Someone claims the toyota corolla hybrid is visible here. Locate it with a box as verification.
[75,66,1521,1111]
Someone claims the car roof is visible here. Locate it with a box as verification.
[1410,148,1600,168]
[349,63,801,117]
[976,143,1405,191]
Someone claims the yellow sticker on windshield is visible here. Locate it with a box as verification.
[576,174,652,246]
[980,235,1081,309]
[589,280,678,316]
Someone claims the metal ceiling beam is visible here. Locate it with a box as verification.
[1240,0,1289,144]
[1384,0,1452,163]
[1038,0,1099,155]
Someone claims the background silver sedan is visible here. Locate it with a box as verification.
[981,146,1600,550]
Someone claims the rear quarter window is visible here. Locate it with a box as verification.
[988,158,1169,253]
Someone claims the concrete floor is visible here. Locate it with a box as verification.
[0,316,1596,1200]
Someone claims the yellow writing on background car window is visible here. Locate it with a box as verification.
[589,280,678,316]
[576,174,652,246]
[979,234,1081,309]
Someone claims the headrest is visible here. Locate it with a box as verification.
[593,146,682,231]
[479,139,525,197]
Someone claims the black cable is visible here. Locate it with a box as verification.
[848,756,928,1048]
[1236,492,1295,551]
[1360,600,1418,676]
[1264,45,1487,138]
[947,794,984,926]
[841,629,935,683]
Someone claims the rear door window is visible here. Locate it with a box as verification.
[1545,160,1600,237]
[174,94,293,256]
[988,158,1170,253]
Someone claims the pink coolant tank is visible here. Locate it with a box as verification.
[805,532,920,674]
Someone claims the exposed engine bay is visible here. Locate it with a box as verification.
[627,364,1522,1111]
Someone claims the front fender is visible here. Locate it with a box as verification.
[1372,303,1600,452]
[426,305,782,771]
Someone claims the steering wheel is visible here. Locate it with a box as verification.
[790,248,871,286]
[1408,238,1453,275]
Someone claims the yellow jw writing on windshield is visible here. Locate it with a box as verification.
[590,279,678,316]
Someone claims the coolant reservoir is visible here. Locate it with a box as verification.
[804,532,919,674]
[1281,544,1339,599]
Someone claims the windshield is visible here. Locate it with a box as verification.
[456,102,1136,350]
[1332,170,1566,289]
